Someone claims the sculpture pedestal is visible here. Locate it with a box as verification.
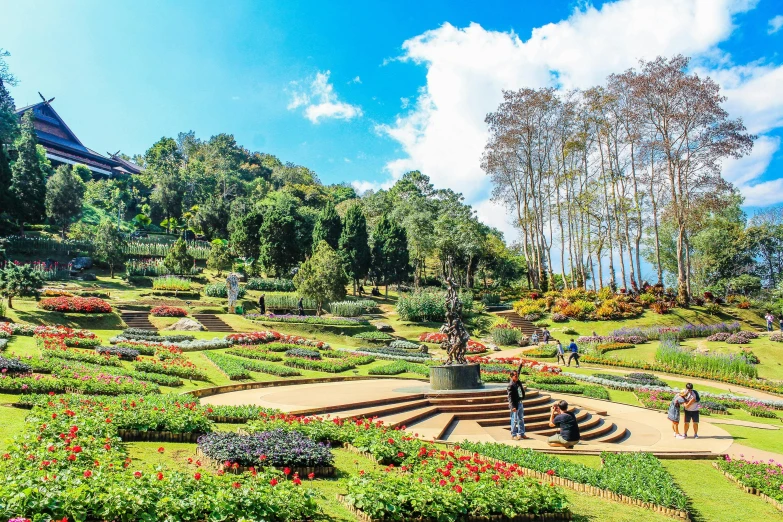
[430,364,482,390]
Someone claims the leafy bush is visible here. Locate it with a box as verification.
[352,331,393,342]
[551,313,568,322]
[650,301,670,314]
[704,302,721,315]
[718,457,783,503]
[204,282,246,299]
[481,293,501,306]
[197,430,333,468]
[246,278,296,292]
[355,346,431,359]
[770,331,783,342]
[264,294,316,310]
[396,289,473,322]
[706,332,731,342]
[38,296,112,313]
[152,275,191,291]
[227,347,283,362]
[638,292,657,306]
[562,327,579,335]
[224,353,302,377]
[134,359,209,381]
[725,333,749,344]
[0,355,32,375]
[150,305,188,317]
[490,324,522,346]
[388,340,421,350]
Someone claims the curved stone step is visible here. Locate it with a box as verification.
[592,426,629,444]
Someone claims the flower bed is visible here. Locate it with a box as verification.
[246,277,296,292]
[466,356,561,374]
[357,346,431,359]
[227,347,283,362]
[134,358,210,381]
[152,275,192,291]
[231,357,302,377]
[344,446,569,521]
[42,347,123,367]
[150,305,188,317]
[38,296,112,314]
[0,372,159,395]
[524,345,558,358]
[389,340,421,351]
[111,336,232,352]
[368,361,431,377]
[284,357,355,373]
[328,300,376,317]
[716,456,783,505]
[460,442,687,511]
[0,356,32,375]
[118,330,195,343]
[610,321,741,340]
[577,335,647,345]
[246,313,369,326]
[226,330,329,349]
[0,398,317,521]
[284,348,321,359]
[197,430,334,469]
[204,282,247,298]
[418,332,487,353]
[202,351,251,380]
[656,339,757,379]
[96,346,140,361]
[491,324,523,346]
[352,331,394,342]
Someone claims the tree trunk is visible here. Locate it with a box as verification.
[7,295,12,309]
[676,225,689,304]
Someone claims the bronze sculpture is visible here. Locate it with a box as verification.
[441,261,470,365]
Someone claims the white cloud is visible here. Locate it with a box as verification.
[722,135,781,206]
[769,14,783,34]
[343,157,352,163]
[353,0,783,243]
[287,71,363,123]
[349,76,362,84]
[400,97,410,109]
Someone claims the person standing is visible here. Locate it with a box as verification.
[541,328,551,344]
[297,297,304,316]
[778,316,782,332]
[668,391,687,439]
[555,340,566,365]
[258,294,266,315]
[765,312,774,332]
[547,400,580,447]
[567,339,580,367]
[506,371,528,440]
[683,383,701,439]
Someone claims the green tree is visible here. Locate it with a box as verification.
[207,239,233,276]
[339,203,371,295]
[45,165,86,237]
[372,213,411,296]
[93,220,127,278]
[163,238,193,275]
[132,213,152,230]
[258,193,303,276]
[0,263,43,309]
[293,240,347,315]
[145,137,184,227]
[72,163,93,183]
[228,209,263,261]
[10,112,47,229]
[312,200,341,250]
[0,69,17,216]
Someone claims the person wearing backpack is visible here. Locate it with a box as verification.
[683,383,701,439]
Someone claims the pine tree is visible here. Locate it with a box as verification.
[0,77,17,214]
[93,220,127,278]
[372,214,411,296]
[10,112,46,229]
[339,203,371,295]
[293,240,347,315]
[164,238,193,275]
[312,200,341,250]
[228,210,263,260]
[46,165,86,237]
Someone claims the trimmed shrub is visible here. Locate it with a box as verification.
[246,278,296,292]
[204,282,246,299]
[352,331,394,342]
[389,340,421,351]
[491,325,522,346]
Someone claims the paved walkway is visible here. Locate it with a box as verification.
[202,379,735,455]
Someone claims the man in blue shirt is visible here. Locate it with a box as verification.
[567,339,580,368]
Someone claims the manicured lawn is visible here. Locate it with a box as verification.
[0,404,28,451]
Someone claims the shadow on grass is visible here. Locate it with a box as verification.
[12,310,125,329]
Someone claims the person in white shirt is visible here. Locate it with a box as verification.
[682,383,701,439]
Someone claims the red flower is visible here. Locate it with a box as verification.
[283,467,291,475]
[194,472,201,480]
[157,472,164,480]
[104,444,111,451]
[67,454,76,461]
[453,485,463,493]
[293,477,302,485]
[308,472,315,480]
[234,481,242,488]
[157,447,165,453]
[83,470,92,478]
[439,479,447,486]
[134,471,142,478]
[397,452,405,458]
[546,469,555,476]
[72,446,82,453]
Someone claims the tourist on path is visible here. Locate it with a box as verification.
[765,312,774,332]
[547,400,580,447]
[541,328,551,343]
[567,339,580,367]
[683,383,701,439]
[297,297,304,316]
[668,391,687,439]
[258,294,265,315]
[779,317,782,332]
[555,340,566,365]
[507,371,528,440]
[530,332,539,345]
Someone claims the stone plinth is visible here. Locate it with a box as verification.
[430,364,482,390]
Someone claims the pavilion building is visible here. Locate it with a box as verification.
[14,94,142,179]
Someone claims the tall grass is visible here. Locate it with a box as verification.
[611,321,741,340]
[327,300,377,317]
[246,278,296,292]
[396,289,473,322]
[125,258,168,277]
[655,338,757,379]
[264,294,316,310]
[152,276,192,291]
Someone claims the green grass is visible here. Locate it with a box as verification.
[0,404,28,451]
[716,424,783,454]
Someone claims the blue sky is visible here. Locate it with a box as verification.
[3,0,783,251]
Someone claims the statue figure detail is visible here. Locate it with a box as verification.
[441,262,470,365]
[226,273,240,313]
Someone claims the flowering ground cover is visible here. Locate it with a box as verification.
[0,398,318,521]
[38,296,113,313]
[246,313,370,326]
[134,357,210,381]
[150,305,188,317]
[197,429,334,468]
[284,356,356,373]
[717,456,783,503]
[226,330,330,349]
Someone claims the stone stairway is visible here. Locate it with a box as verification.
[120,310,156,331]
[494,311,542,337]
[193,314,235,332]
[297,388,628,445]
